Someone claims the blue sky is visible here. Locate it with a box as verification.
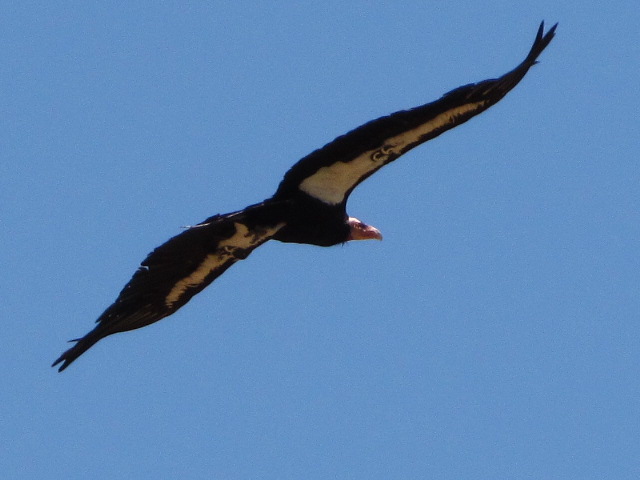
[3,2,639,479]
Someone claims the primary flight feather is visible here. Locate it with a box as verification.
[53,22,557,371]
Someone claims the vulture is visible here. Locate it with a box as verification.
[53,22,556,371]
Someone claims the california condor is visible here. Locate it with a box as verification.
[53,22,557,371]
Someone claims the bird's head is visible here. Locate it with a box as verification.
[346,216,383,241]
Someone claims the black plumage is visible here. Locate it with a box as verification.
[53,22,556,371]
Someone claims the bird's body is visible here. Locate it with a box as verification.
[53,23,557,371]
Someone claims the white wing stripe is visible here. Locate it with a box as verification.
[299,101,486,205]
[164,222,284,307]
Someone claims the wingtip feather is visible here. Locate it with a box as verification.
[526,21,558,65]
[52,334,101,372]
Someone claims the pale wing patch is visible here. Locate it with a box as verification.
[299,101,486,205]
[164,222,284,308]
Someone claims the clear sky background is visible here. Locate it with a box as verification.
[3,2,639,479]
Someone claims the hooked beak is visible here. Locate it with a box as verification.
[347,217,383,241]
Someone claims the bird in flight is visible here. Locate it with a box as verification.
[53,22,557,371]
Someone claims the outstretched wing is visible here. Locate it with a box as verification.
[274,22,557,207]
[53,203,286,371]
